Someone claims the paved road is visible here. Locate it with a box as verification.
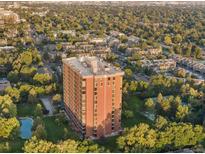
[40,97,54,116]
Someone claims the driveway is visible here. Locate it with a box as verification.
[40,97,54,116]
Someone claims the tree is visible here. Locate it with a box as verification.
[0,142,10,152]
[123,110,134,118]
[7,70,19,83]
[184,45,192,57]
[33,124,47,139]
[129,81,137,93]
[176,69,186,78]
[157,93,163,104]
[194,47,202,59]
[56,43,62,51]
[160,99,170,112]
[117,123,157,152]
[0,117,20,139]
[52,94,62,105]
[78,140,106,152]
[5,87,20,103]
[0,95,17,118]
[20,51,33,66]
[63,128,69,139]
[124,68,133,78]
[174,45,182,54]
[33,73,52,85]
[164,35,172,45]
[56,139,78,153]
[34,104,43,117]
[173,34,182,43]
[156,123,205,150]
[155,116,168,129]
[176,105,189,120]
[28,89,38,103]
[23,136,56,153]
[20,66,37,81]
[145,98,154,109]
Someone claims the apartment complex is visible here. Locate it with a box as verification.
[63,56,124,139]
[126,47,162,57]
[62,38,111,58]
[0,9,19,25]
[172,54,205,75]
[141,59,176,73]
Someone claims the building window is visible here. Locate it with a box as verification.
[82,94,86,100]
[112,126,115,130]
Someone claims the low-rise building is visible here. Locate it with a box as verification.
[110,31,125,38]
[89,38,106,46]
[4,28,18,38]
[0,9,19,25]
[127,36,140,47]
[141,59,176,73]
[0,78,11,93]
[0,46,15,52]
[0,39,7,46]
[126,47,162,57]
[172,54,205,74]
[62,39,111,58]
[0,65,6,74]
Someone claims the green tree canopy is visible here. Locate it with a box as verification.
[0,95,17,118]
[0,117,20,139]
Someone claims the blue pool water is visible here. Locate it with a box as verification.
[19,118,33,139]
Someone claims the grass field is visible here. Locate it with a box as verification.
[122,95,153,128]
[17,102,44,117]
[42,116,79,143]
[95,135,119,152]
[0,136,25,153]
[8,138,25,153]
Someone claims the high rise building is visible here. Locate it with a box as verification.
[63,56,124,138]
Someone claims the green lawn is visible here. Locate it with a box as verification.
[17,102,43,117]
[8,138,25,153]
[122,95,153,128]
[95,135,119,152]
[43,116,79,143]
[0,137,25,153]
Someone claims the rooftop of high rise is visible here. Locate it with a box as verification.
[63,56,124,77]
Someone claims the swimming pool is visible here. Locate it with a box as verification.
[19,117,33,139]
